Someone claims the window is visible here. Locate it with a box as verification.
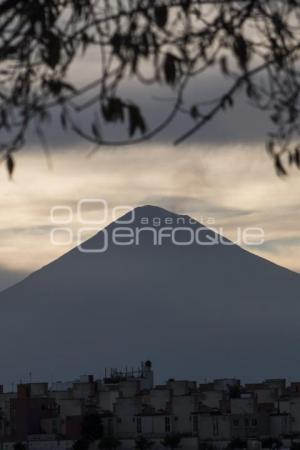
[52,419,57,433]
[192,415,198,433]
[213,419,219,436]
[137,416,142,433]
[108,418,113,434]
[165,416,171,433]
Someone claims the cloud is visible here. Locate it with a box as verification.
[0,142,300,287]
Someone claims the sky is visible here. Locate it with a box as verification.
[1,140,300,293]
[1,44,300,292]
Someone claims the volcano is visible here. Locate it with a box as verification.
[0,205,299,383]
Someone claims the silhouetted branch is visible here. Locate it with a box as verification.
[0,0,300,175]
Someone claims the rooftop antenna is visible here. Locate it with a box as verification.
[29,371,32,384]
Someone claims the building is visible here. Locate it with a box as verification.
[0,362,299,449]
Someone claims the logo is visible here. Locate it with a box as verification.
[50,200,265,253]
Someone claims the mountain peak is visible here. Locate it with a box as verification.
[129,204,185,219]
[112,204,195,229]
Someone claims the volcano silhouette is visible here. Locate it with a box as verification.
[0,205,299,383]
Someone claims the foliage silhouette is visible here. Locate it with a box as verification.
[161,433,182,449]
[227,438,246,449]
[135,435,154,450]
[13,443,27,450]
[0,0,300,174]
[73,439,90,450]
[81,413,103,442]
[98,434,121,450]
[261,438,282,449]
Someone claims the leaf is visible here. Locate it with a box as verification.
[274,154,287,176]
[91,114,102,141]
[181,0,191,13]
[154,5,168,28]
[266,139,274,156]
[128,104,147,137]
[47,80,63,96]
[246,82,253,99]
[111,33,122,55]
[271,112,280,123]
[294,147,300,168]
[272,13,284,34]
[163,53,178,86]
[44,33,61,69]
[6,154,14,179]
[91,121,102,140]
[102,97,125,123]
[221,95,234,110]
[131,47,139,74]
[220,56,229,75]
[0,45,18,60]
[190,105,200,120]
[0,108,7,128]
[140,33,150,57]
[60,110,68,130]
[233,34,249,70]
